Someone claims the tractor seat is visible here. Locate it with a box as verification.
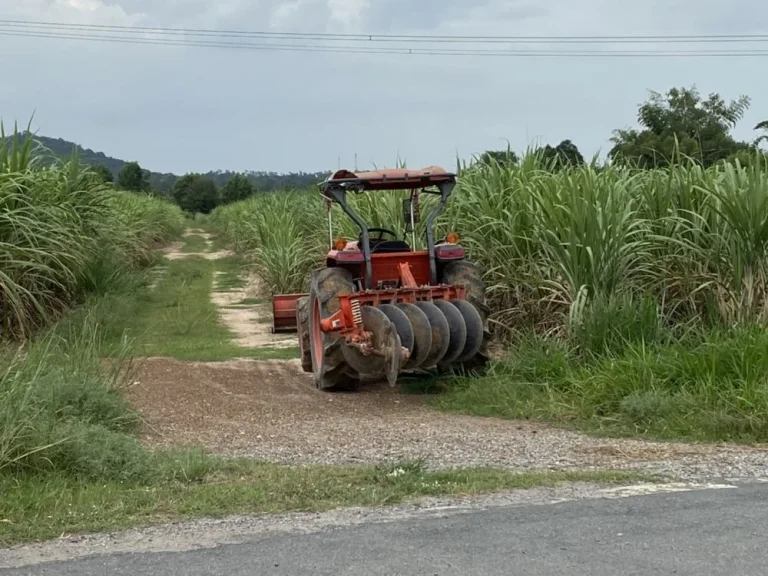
[370,239,411,254]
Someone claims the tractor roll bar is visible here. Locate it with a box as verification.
[323,185,375,286]
[322,167,455,192]
[424,181,455,285]
[319,168,457,289]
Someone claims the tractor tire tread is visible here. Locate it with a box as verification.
[297,296,312,373]
[309,267,359,391]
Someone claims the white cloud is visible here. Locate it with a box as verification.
[269,0,306,28]
[9,0,145,24]
[266,0,370,31]
[327,0,369,28]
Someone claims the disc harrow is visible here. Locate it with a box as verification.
[306,264,486,390]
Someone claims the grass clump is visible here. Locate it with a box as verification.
[0,317,143,479]
[68,254,297,362]
[436,324,768,443]
[0,456,649,546]
[451,155,768,336]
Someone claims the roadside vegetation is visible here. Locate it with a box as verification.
[0,125,185,491]
[1,452,644,545]
[438,153,768,443]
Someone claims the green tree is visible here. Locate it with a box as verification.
[756,121,768,146]
[117,161,150,192]
[172,173,219,214]
[537,139,585,168]
[479,148,519,166]
[90,164,114,184]
[155,174,177,195]
[609,86,754,168]
[220,173,255,204]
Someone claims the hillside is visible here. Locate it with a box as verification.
[8,133,330,194]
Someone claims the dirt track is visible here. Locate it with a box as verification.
[125,356,768,481]
[127,230,768,482]
[211,271,297,349]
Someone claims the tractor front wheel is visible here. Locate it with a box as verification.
[307,268,360,391]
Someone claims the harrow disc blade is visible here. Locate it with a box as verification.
[433,300,467,367]
[340,305,392,377]
[379,304,415,356]
[396,303,432,370]
[449,300,485,364]
[382,326,403,387]
[414,301,451,368]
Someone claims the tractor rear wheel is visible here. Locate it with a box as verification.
[296,296,312,373]
[307,267,360,391]
[441,260,490,373]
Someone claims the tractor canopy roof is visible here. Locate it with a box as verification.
[319,166,456,192]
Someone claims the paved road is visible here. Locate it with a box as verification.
[4,482,768,575]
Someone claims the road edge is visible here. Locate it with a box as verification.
[0,479,742,569]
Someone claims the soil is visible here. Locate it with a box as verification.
[162,244,234,260]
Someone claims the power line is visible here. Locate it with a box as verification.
[2,23,768,57]
[1,18,768,45]
[2,28,766,57]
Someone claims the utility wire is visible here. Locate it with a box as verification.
[2,18,768,44]
[2,21,768,57]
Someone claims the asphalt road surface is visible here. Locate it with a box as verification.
[4,482,767,575]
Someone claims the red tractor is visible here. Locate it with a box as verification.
[272,166,490,391]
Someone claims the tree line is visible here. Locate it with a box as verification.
[93,84,768,214]
[481,86,767,170]
[101,162,259,214]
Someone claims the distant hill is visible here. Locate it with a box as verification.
[8,133,331,194]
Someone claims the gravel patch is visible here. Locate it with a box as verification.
[125,357,768,483]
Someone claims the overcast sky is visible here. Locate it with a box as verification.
[1,0,766,175]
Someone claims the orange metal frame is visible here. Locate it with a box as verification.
[345,251,431,288]
[319,261,466,336]
[319,285,467,336]
[272,293,306,333]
